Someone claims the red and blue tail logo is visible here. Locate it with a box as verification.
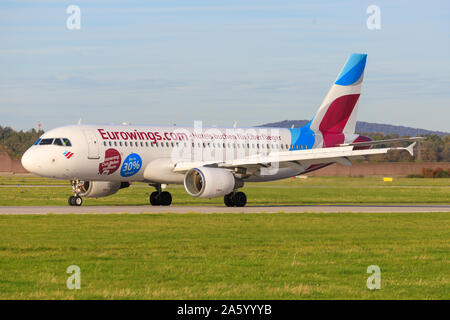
[310,53,367,147]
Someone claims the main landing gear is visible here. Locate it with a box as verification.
[149,184,172,206]
[224,191,247,207]
[68,180,85,206]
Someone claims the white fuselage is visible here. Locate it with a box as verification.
[22,124,326,183]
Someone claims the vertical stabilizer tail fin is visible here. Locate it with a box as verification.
[310,53,367,135]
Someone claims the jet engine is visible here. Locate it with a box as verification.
[184,167,242,198]
[76,181,130,198]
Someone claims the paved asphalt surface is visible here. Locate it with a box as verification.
[0,205,448,214]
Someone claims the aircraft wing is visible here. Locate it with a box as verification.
[339,136,424,147]
[173,142,416,173]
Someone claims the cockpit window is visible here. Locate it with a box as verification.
[34,138,41,145]
[39,138,54,145]
[63,138,72,146]
[37,137,72,146]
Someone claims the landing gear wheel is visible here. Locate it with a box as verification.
[160,191,172,206]
[224,192,247,207]
[149,183,172,206]
[74,196,82,206]
[233,192,247,207]
[150,191,161,206]
[69,196,82,206]
[224,193,234,207]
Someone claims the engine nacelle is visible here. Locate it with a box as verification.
[77,181,130,198]
[184,167,240,198]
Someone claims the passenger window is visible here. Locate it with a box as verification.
[39,138,54,145]
[53,138,63,146]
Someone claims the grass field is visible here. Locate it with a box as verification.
[0,176,449,206]
[0,212,448,299]
[0,175,448,299]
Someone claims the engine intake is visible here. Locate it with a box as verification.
[184,167,241,199]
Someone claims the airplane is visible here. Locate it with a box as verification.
[21,53,422,207]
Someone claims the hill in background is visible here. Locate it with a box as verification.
[260,120,449,137]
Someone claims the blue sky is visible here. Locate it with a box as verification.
[1,0,449,132]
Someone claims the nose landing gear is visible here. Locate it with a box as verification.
[224,191,247,207]
[68,179,86,206]
[68,195,83,206]
[149,183,172,206]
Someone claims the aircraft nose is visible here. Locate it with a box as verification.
[21,149,37,174]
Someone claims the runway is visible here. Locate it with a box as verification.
[0,205,448,214]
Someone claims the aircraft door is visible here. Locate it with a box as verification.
[83,130,100,159]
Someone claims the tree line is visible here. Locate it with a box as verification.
[359,132,450,162]
[0,125,449,162]
[0,126,43,160]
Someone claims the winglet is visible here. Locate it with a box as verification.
[405,142,416,156]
